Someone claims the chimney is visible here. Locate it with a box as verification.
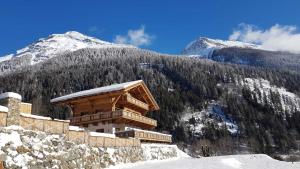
[0,92,22,126]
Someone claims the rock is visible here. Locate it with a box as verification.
[0,150,7,161]
[16,145,30,154]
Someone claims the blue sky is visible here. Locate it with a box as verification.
[1,0,300,55]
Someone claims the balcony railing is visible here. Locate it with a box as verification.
[70,109,157,127]
[124,95,149,110]
[115,129,172,143]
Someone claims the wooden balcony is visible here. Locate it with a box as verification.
[115,129,172,143]
[70,109,157,128]
[123,94,149,110]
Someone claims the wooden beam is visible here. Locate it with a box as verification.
[112,95,121,111]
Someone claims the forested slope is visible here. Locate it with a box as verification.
[0,48,299,157]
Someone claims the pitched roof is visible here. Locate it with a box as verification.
[50,80,142,103]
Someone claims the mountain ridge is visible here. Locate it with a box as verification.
[0,31,135,74]
[182,37,262,57]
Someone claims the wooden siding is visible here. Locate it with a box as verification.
[68,130,140,147]
[20,115,69,134]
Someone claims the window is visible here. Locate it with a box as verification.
[96,129,104,133]
[82,124,88,128]
[92,122,98,126]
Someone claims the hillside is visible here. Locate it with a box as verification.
[0,46,299,158]
[0,32,299,159]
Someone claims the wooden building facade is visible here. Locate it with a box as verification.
[51,80,172,143]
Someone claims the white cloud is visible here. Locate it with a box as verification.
[229,23,300,53]
[114,25,154,47]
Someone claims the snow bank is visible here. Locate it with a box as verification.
[0,92,22,100]
[0,105,8,112]
[0,131,22,147]
[89,131,116,138]
[113,154,300,169]
[69,125,85,131]
[109,144,189,169]
[141,143,189,158]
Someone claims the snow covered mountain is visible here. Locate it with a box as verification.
[182,37,261,57]
[0,31,135,74]
[181,37,300,72]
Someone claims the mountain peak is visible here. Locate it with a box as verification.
[64,31,84,36]
[0,31,135,65]
[182,37,261,56]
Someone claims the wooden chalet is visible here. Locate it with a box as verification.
[51,80,172,143]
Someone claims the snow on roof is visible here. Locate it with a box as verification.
[0,105,8,112]
[20,113,70,122]
[50,80,143,103]
[0,92,22,100]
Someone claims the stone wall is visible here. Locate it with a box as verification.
[0,126,182,169]
[0,92,22,126]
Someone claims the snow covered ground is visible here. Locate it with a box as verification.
[110,154,300,169]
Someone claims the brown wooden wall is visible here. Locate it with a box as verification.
[20,115,69,135]
[68,130,140,147]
